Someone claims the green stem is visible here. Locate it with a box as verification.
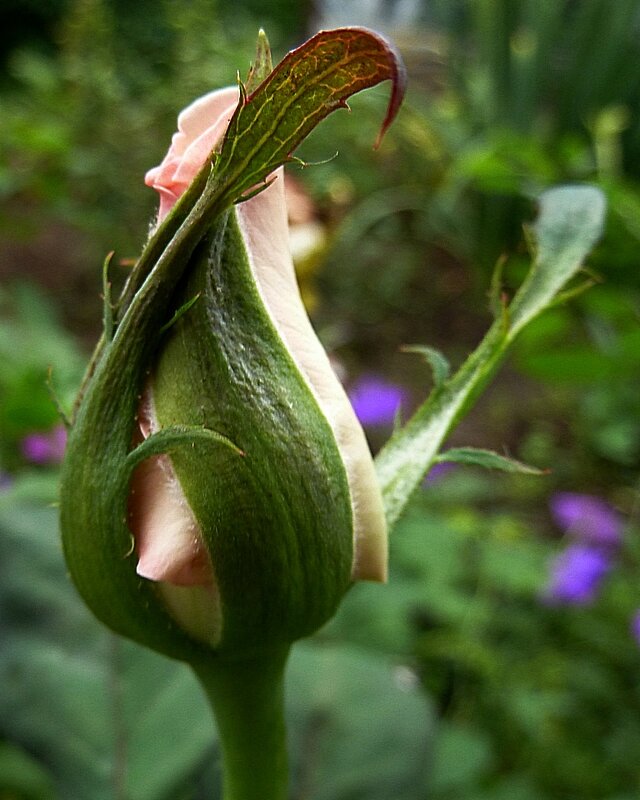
[192,647,290,800]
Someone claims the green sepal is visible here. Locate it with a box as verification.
[114,28,405,329]
[151,212,354,655]
[125,425,244,471]
[215,27,406,203]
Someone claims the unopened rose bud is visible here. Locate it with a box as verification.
[127,86,387,652]
[60,27,405,661]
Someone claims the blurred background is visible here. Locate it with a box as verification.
[2,1,640,798]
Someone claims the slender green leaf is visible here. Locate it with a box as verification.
[125,424,244,470]
[428,722,493,794]
[157,293,201,335]
[0,742,55,800]
[435,447,546,475]
[376,186,606,528]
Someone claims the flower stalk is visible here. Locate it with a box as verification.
[192,649,290,800]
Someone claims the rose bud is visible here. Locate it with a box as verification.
[127,84,387,652]
[59,28,406,662]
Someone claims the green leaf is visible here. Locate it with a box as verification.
[428,722,493,793]
[376,185,606,529]
[402,344,450,388]
[435,447,546,475]
[509,186,606,333]
[1,500,435,800]
[0,502,217,800]
[287,643,434,800]
[0,742,55,800]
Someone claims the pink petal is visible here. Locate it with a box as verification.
[129,387,214,587]
[130,454,213,585]
[145,87,240,222]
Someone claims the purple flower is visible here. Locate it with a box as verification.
[631,610,640,647]
[21,425,67,465]
[542,543,612,606]
[348,376,407,427]
[550,492,622,548]
[424,462,455,485]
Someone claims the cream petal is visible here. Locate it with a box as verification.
[235,176,388,582]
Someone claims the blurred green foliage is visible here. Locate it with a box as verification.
[0,494,432,799]
[0,284,84,471]
[1,0,640,798]
[328,476,640,799]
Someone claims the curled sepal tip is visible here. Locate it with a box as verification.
[217,27,407,201]
[255,27,408,150]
